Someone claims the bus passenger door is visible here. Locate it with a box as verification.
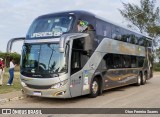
[70,49,83,97]
[69,38,89,97]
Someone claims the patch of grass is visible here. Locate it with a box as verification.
[0,72,21,94]
[4,66,20,72]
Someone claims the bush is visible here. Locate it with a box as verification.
[153,63,160,71]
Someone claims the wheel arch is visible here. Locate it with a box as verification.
[91,73,104,95]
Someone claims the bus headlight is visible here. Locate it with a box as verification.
[51,79,68,89]
[21,81,27,87]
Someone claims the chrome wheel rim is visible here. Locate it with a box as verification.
[138,75,141,84]
[92,81,98,94]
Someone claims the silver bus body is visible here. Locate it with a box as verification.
[7,10,153,98]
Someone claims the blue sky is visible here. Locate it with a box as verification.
[0,0,159,53]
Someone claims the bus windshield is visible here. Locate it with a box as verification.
[21,43,67,78]
[26,15,74,39]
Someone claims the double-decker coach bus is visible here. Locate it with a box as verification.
[8,10,153,98]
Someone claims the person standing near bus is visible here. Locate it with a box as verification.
[7,58,16,86]
[0,58,5,86]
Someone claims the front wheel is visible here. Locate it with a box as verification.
[89,78,99,98]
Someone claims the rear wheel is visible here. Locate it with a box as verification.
[136,73,142,86]
[141,72,147,85]
[89,78,99,98]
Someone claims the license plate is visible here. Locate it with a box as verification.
[33,91,42,96]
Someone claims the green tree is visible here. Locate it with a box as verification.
[0,52,21,67]
[153,47,160,71]
[119,0,160,37]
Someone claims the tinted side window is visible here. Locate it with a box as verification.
[102,54,143,69]
[126,31,131,43]
[138,57,144,67]
[112,26,121,40]
[146,39,152,47]
[102,54,114,69]
[148,41,152,47]
[78,15,95,32]
[96,20,112,38]
[96,20,103,36]
[130,34,136,44]
[121,29,128,42]
[131,56,137,68]
[123,55,131,68]
[135,34,139,45]
[71,50,81,69]
[103,23,112,38]
[113,55,123,68]
[138,37,145,46]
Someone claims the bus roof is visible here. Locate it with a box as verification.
[37,10,95,19]
[37,10,153,40]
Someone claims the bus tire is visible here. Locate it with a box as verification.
[141,72,147,85]
[136,73,142,86]
[89,78,99,98]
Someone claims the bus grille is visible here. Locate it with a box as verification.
[26,84,51,89]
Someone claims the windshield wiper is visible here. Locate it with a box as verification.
[48,44,56,70]
[64,41,70,56]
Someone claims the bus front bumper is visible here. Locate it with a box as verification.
[21,85,71,98]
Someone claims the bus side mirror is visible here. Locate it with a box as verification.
[6,37,25,53]
[59,33,89,53]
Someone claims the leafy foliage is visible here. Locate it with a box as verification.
[153,63,160,71]
[0,52,21,67]
[119,0,160,37]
